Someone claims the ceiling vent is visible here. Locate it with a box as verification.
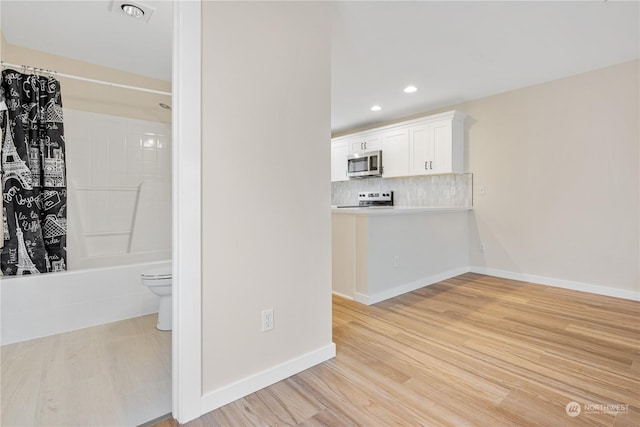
[110,0,155,24]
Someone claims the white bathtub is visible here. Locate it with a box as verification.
[1,254,170,345]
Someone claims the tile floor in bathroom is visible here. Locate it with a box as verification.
[1,314,171,427]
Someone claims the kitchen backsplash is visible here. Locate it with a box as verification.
[332,173,473,207]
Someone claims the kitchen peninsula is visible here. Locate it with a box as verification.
[331,110,472,304]
[332,206,471,304]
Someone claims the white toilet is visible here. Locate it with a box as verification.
[141,266,172,331]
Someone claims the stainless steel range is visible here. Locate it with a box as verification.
[337,191,394,208]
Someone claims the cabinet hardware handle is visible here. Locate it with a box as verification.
[430,161,433,169]
[364,142,367,150]
[425,161,428,170]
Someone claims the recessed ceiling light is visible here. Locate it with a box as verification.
[111,1,155,23]
[404,85,417,93]
[371,105,382,111]
[121,4,144,18]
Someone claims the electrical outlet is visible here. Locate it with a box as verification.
[261,308,274,332]
[480,243,486,253]
[394,255,400,268]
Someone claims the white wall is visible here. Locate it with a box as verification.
[2,38,171,123]
[200,1,334,408]
[462,60,639,296]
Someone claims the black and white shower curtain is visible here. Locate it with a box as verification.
[0,69,67,275]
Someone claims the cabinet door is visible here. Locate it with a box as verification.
[381,128,409,178]
[349,133,382,154]
[410,120,457,175]
[409,124,432,175]
[331,140,349,182]
[429,119,453,174]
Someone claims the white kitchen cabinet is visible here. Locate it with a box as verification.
[331,110,465,180]
[409,113,464,176]
[349,133,382,154]
[409,124,430,175]
[331,139,349,182]
[381,128,409,178]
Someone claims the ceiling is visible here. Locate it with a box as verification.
[1,0,173,81]
[2,1,638,134]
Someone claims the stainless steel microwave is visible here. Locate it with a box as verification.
[347,150,382,178]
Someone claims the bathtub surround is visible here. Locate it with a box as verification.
[1,69,67,275]
[332,173,472,208]
[64,109,171,263]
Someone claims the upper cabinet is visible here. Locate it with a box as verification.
[330,110,466,182]
[348,133,382,154]
[331,139,349,182]
[409,113,465,176]
[381,128,410,178]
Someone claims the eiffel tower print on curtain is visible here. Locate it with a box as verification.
[0,69,67,275]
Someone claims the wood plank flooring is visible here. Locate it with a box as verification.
[158,273,639,427]
[1,314,171,427]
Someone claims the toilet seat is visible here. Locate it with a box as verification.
[141,266,172,280]
[141,272,172,280]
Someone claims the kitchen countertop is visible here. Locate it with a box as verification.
[331,206,473,215]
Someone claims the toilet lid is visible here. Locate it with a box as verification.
[142,265,172,279]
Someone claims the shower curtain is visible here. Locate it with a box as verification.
[0,69,67,275]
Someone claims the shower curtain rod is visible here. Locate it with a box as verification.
[1,62,171,97]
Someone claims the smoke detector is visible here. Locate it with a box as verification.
[111,1,155,24]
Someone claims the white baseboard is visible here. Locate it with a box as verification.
[470,266,640,301]
[332,291,354,300]
[354,267,471,305]
[353,292,369,304]
[200,343,336,415]
[343,266,639,306]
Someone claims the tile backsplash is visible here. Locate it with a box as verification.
[332,173,472,207]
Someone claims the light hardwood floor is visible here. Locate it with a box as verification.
[158,273,639,426]
[1,314,171,427]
